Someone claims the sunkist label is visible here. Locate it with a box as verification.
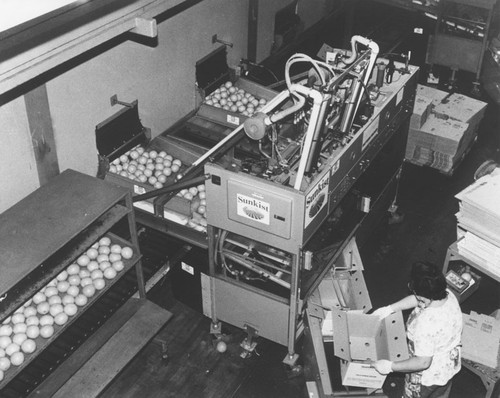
[236,193,270,225]
[306,178,328,206]
[305,174,329,226]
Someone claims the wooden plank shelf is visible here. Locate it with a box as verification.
[0,169,130,299]
[0,169,162,396]
[0,205,131,319]
[0,235,142,388]
[28,298,172,398]
[135,208,208,250]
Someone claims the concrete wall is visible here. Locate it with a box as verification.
[49,0,249,181]
[0,0,335,213]
[255,0,331,62]
[0,98,39,212]
[297,0,334,29]
[0,0,249,213]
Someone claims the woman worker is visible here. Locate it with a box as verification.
[371,261,463,398]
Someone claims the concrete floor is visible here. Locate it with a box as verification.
[360,102,500,397]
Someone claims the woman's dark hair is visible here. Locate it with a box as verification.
[408,261,447,300]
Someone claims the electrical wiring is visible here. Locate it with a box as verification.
[284,53,335,92]
[241,59,280,82]
[218,229,239,277]
[225,251,291,275]
[256,64,280,82]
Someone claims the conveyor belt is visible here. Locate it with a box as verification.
[0,227,184,398]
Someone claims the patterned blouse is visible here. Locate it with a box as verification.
[404,290,463,397]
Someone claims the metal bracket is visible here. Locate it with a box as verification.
[212,34,233,48]
[110,94,134,108]
[210,321,222,336]
[307,302,326,320]
[152,337,169,361]
[282,352,299,366]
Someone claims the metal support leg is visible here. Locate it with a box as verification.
[447,69,458,92]
[442,246,453,274]
[207,225,219,328]
[283,253,301,367]
[240,324,258,358]
[305,304,334,396]
[210,321,222,336]
[471,81,481,98]
[152,337,169,361]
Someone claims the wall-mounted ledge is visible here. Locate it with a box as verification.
[0,0,184,96]
[131,17,158,38]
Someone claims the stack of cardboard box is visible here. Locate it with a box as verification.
[406,85,487,174]
[455,173,500,279]
[462,310,500,369]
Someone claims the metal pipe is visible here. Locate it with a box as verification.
[267,87,306,124]
[225,250,291,275]
[343,35,378,65]
[339,78,363,134]
[293,86,324,190]
[223,252,290,289]
[286,253,301,360]
[339,36,379,135]
[305,96,330,173]
[132,174,209,202]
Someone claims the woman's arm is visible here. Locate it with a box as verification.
[392,355,432,372]
[388,294,419,312]
[372,355,432,375]
[372,294,418,317]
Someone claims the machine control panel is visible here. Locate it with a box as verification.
[227,179,293,239]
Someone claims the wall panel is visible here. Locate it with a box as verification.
[46,0,249,177]
[0,98,39,213]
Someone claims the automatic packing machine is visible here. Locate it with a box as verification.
[96,34,417,394]
[191,36,419,370]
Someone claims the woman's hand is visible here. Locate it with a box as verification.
[371,359,393,375]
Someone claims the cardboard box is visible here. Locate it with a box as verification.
[462,311,500,369]
[411,95,433,129]
[197,77,277,128]
[95,102,209,238]
[411,114,469,154]
[433,93,487,126]
[416,84,449,107]
[194,46,277,128]
[104,137,201,217]
[405,112,473,174]
[331,310,408,389]
[331,309,409,362]
[319,268,371,338]
[407,85,487,174]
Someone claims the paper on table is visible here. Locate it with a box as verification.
[342,362,387,389]
[456,174,500,217]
